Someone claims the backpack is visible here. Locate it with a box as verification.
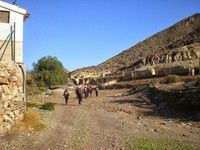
[76,87,81,94]
[64,89,69,96]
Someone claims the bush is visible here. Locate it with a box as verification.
[14,109,45,132]
[26,71,47,96]
[165,75,182,84]
[39,102,55,111]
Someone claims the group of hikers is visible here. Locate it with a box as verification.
[63,85,100,105]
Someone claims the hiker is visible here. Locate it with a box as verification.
[95,85,99,97]
[75,86,83,105]
[83,87,89,99]
[63,88,69,105]
[88,85,93,97]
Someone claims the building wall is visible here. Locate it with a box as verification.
[0,40,22,62]
[0,6,24,63]
[0,61,25,134]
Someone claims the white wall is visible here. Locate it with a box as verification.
[0,7,24,42]
[0,6,24,62]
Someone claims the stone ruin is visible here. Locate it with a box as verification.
[130,43,200,70]
[0,61,25,134]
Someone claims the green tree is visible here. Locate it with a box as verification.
[33,56,68,88]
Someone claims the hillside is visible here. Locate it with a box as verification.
[71,13,200,79]
[97,13,200,71]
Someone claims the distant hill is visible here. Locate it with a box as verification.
[71,13,200,79]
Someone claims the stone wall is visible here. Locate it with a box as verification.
[148,84,200,108]
[0,61,25,134]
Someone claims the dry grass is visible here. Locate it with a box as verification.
[13,109,45,132]
[165,75,182,84]
[27,101,55,111]
[126,137,195,150]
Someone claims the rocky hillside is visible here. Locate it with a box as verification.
[97,13,200,71]
[71,13,200,78]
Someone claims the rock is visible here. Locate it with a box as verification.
[3,114,13,123]
[12,97,22,102]
[0,126,4,133]
[13,110,20,116]
[160,122,167,125]
[0,70,9,78]
[181,133,187,137]
[181,123,187,126]
[3,101,10,109]
[136,116,141,120]
[8,112,15,119]
[5,123,11,130]
[0,78,9,85]
[8,76,18,82]
[1,85,10,94]
[154,129,159,132]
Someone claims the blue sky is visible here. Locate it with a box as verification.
[7,0,200,71]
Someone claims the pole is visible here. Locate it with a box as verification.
[14,23,16,62]
[10,25,14,61]
[199,60,200,76]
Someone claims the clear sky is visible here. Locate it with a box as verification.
[7,0,200,71]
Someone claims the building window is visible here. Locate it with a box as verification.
[0,11,10,23]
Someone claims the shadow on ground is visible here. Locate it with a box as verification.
[110,87,200,122]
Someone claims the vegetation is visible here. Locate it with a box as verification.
[14,109,45,132]
[27,101,55,111]
[32,56,68,89]
[165,75,182,84]
[39,102,55,111]
[126,137,195,150]
[26,71,47,95]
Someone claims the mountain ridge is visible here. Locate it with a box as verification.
[70,13,200,79]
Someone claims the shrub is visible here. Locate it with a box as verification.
[26,71,47,96]
[14,109,45,132]
[165,75,182,84]
[39,102,55,111]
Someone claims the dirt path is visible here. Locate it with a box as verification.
[0,89,200,150]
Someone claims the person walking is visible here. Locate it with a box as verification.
[89,85,93,97]
[83,87,89,99]
[63,88,69,105]
[95,86,99,97]
[75,86,83,105]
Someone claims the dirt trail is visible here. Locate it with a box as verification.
[0,89,200,150]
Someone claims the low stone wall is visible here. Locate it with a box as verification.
[148,84,200,107]
[0,61,25,134]
[123,66,191,81]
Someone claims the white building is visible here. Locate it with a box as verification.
[0,1,28,63]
